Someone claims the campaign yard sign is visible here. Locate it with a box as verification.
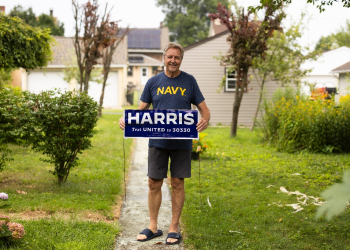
[124,110,198,139]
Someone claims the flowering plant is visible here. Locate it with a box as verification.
[0,193,9,209]
[0,193,25,242]
[192,133,210,153]
[0,215,25,241]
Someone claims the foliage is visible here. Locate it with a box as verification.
[0,13,54,70]
[1,90,99,183]
[261,86,350,153]
[317,170,350,220]
[183,127,350,249]
[0,69,13,89]
[250,17,320,130]
[315,20,350,52]
[72,0,123,93]
[192,133,210,153]
[0,205,25,243]
[0,88,22,171]
[99,26,129,117]
[62,54,103,86]
[249,0,350,13]
[156,0,229,47]
[314,35,338,52]
[9,5,65,36]
[0,113,132,249]
[209,3,284,136]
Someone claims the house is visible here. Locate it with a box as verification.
[181,29,283,126]
[126,24,169,104]
[331,61,350,96]
[301,46,350,94]
[20,36,128,109]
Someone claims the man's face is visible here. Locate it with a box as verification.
[164,48,182,73]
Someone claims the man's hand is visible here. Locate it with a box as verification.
[196,101,210,132]
[196,118,208,132]
[119,116,125,130]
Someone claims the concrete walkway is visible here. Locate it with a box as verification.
[115,138,185,250]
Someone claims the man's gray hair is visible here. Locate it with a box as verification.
[163,42,184,59]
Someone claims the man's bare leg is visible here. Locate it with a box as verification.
[167,177,185,244]
[136,178,163,240]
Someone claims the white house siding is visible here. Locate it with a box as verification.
[301,47,350,94]
[338,73,350,96]
[181,33,282,126]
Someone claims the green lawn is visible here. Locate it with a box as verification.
[0,113,132,249]
[183,127,350,250]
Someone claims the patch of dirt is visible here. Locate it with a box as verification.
[6,210,119,223]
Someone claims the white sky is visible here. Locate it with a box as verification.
[2,0,350,49]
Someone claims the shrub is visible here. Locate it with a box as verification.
[5,89,99,183]
[0,88,21,171]
[261,87,350,153]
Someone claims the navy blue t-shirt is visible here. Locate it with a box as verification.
[140,71,205,150]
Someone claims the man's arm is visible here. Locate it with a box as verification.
[196,101,210,132]
[118,101,151,130]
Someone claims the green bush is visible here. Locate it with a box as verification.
[261,87,350,153]
[0,88,22,171]
[1,89,99,183]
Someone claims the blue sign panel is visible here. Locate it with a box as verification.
[124,110,198,139]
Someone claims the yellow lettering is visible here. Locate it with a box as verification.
[180,88,186,96]
[164,86,172,94]
[171,87,179,94]
[157,87,164,95]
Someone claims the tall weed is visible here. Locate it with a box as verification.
[261,87,350,153]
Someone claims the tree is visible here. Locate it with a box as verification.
[9,5,65,36]
[315,20,350,52]
[249,0,350,13]
[250,18,320,130]
[99,27,129,117]
[209,3,284,137]
[156,0,230,47]
[0,13,53,69]
[8,5,37,27]
[72,0,121,93]
[37,14,64,36]
[314,35,338,52]
[62,53,103,87]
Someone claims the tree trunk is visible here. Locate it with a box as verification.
[98,87,105,117]
[230,71,248,137]
[250,78,266,131]
[98,67,109,117]
[83,71,91,93]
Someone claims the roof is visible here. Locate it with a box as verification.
[301,46,350,76]
[332,60,350,73]
[184,30,230,51]
[50,36,128,66]
[128,54,163,66]
[127,27,169,50]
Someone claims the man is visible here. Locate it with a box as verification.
[119,42,210,245]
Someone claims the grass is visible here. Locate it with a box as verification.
[183,127,350,250]
[0,112,132,249]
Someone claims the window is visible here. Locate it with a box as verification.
[225,68,236,92]
[224,68,246,92]
[127,66,133,77]
[142,68,147,77]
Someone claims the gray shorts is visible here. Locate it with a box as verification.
[148,147,191,179]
